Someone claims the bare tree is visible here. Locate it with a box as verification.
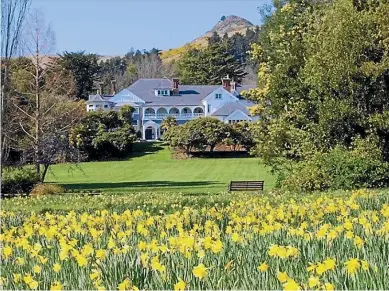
[11,9,85,181]
[1,0,31,166]
[135,54,164,78]
[242,65,258,85]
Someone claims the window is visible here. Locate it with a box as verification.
[207,104,211,113]
[228,120,244,124]
[133,120,138,125]
[88,104,93,108]
[104,105,108,108]
[215,93,222,99]
[133,108,139,113]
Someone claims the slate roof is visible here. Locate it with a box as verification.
[124,78,255,106]
[87,94,114,102]
[211,100,255,117]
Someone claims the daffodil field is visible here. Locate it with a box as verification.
[1,189,389,290]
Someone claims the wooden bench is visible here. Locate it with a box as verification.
[228,181,264,192]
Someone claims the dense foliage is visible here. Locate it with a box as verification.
[97,49,176,95]
[245,0,389,191]
[3,55,85,182]
[59,51,100,100]
[1,168,40,194]
[69,106,138,160]
[177,42,248,85]
[163,117,254,155]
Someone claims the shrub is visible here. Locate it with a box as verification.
[30,183,66,196]
[69,110,137,161]
[164,117,233,154]
[281,143,389,192]
[1,167,40,194]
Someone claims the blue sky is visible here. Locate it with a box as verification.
[31,0,272,56]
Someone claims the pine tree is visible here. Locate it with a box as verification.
[178,42,247,85]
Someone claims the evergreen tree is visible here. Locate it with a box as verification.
[59,51,100,100]
[178,42,247,85]
[208,31,221,45]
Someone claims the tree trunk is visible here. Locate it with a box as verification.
[1,62,10,168]
[41,163,49,182]
[34,39,41,175]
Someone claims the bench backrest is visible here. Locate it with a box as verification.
[229,181,264,191]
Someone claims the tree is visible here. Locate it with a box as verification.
[96,49,176,95]
[225,121,255,151]
[118,104,134,123]
[163,117,229,154]
[10,9,85,181]
[244,0,389,189]
[70,110,137,161]
[193,117,229,152]
[208,31,221,45]
[161,116,178,131]
[1,0,31,165]
[178,42,248,84]
[59,51,100,99]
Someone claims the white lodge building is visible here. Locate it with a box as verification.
[86,77,257,140]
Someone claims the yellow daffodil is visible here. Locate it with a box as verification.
[33,265,41,274]
[308,276,320,288]
[283,279,301,291]
[192,263,207,280]
[323,282,335,291]
[174,278,186,291]
[28,280,39,290]
[258,262,269,272]
[50,281,63,290]
[278,272,288,283]
[345,258,360,275]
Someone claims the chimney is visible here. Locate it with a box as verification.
[98,82,103,95]
[231,80,236,91]
[111,79,117,95]
[222,75,231,92]
[172,78,179,95]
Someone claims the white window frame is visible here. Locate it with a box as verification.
[215,93,222,99]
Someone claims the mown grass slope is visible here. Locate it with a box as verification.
[45,143,275,194]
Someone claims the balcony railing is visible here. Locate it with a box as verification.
[144,113,204,120]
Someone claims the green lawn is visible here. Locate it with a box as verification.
[46,143,275,194]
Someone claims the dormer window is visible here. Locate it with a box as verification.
[155,89,170,96]
[215,93,222,99]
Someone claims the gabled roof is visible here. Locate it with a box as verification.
[114,79,257,106]
[110,88,146,104]
[126,79,219,106]
[88,94,104,101]
[211,100,255,116]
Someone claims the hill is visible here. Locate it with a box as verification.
[21,15,256,66]
[160,15,256,63]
